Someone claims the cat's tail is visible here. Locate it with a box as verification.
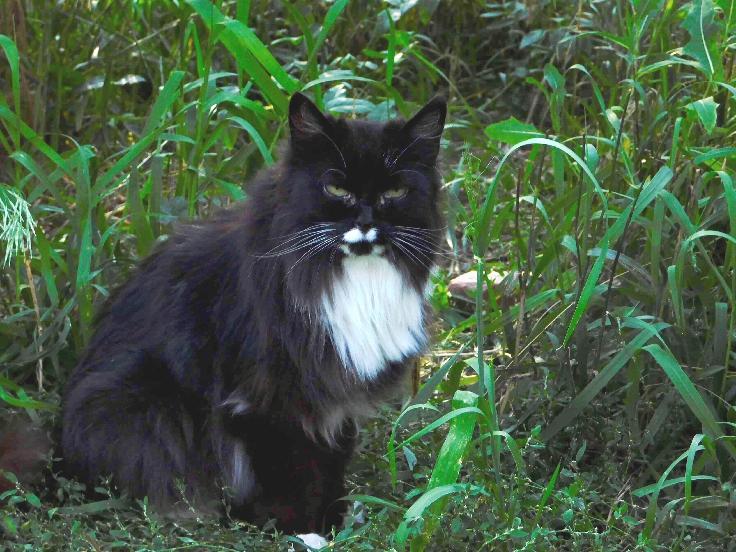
[0,417,50,493]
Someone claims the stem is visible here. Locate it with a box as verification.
[23,255,44,391]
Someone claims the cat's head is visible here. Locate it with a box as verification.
[265,93,446,289]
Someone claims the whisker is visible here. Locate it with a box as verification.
[393,231,440,247]
[386,137,420,169]
[390,168,425,178]
[387,132,443,170]
[393,231,449,252]
[393,235,453,262]
[286,237,340,275]
[269,223,334,241]
[256,231,337,258]
[391,238,431,270]
[395,225,447,234]
[395,232,449,254]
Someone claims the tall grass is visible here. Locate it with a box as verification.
[1,0,735,549]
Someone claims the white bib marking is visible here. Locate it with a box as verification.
[321,255,425,380]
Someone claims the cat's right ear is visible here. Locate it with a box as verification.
[289,93,331,145]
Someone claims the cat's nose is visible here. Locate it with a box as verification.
[356,205,373,229]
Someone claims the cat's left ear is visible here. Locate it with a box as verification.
[289,92,332,145]
[401,96,447,162]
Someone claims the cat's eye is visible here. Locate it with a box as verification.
[320,169,355,204]
[380,187,408,203]
[324,183,354,202]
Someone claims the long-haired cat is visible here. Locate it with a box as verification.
[61,93,446,537]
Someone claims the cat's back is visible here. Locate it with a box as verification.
[78,206,258,371]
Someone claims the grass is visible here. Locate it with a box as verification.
[1,0,736,549]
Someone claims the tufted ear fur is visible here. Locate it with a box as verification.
[289,92,332,145]
[399,96,447,163]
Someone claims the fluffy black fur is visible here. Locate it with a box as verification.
[61,93,446,533]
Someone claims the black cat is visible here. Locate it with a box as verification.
[61,93,446,536]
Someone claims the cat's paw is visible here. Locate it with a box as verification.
[294,533,328,550]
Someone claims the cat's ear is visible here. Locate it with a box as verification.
[400,96,447,162]
[289,92,331,144]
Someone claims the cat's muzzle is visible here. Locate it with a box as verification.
[340,227,384,256]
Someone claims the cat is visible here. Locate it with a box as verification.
[61,92,446,537]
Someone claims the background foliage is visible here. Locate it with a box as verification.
[1,0,735,550]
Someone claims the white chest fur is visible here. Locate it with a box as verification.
[320,255,426,380]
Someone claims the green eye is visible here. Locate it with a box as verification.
[324,183,354,201]
[381,187,408,202]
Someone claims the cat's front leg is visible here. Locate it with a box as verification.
[223,413,354,534]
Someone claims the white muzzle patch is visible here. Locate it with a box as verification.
[342,227,377,244]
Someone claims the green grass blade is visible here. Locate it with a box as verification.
[126,166,154,258]
[632,473,716,497]
[562,238,607,346]
[306,0,350,84]
[643,344,729,447]
[141,70,185,136]
[0,106,71,176]
[227,116,274,165]
[402,341,471,425]
[534,462,561,526]
[187,0,290,115]
[542,323,669,441]
[0,34,21,149]
[476,137,607,256]
[221,19,299,93]
[35,227,59,306]
[408,390,480,551]
[395,484,475,549]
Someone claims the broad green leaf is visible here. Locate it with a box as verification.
[93,131,159,197]
[569,64,606,114]
[597,166,672,249]
[340,494,403,512]
[484,117,543,146]
[534,463,561,524]
[686,96,718,134]
[680,0,724,80]
[401,341,470,424]
[694,147,736,164]
[75,218,94,290]
[0,385,56,410]
[35,227,59,306]
[633,474,715,497]
[675,516,725,535]
[641,446,696,537]
[520,29,545,49]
